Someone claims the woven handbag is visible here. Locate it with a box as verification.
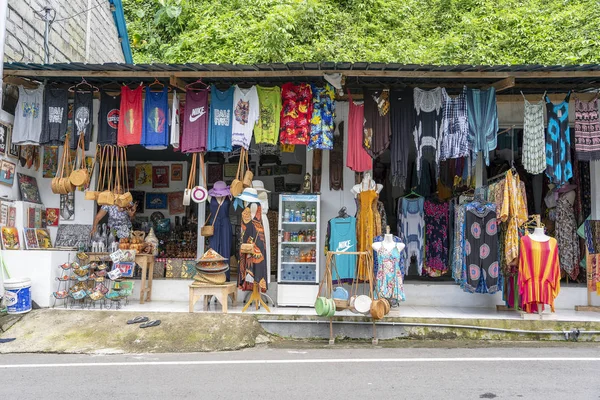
[200,200,224,237]
[85,144,103,200]
[242,148,253,188]
[230,148,245,197]
[97,145,115,206]
[115,146,133,207]
[69,133,89,187]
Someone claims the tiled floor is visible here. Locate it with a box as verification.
[52,299,600,322]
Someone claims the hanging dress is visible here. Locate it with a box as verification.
[522,96,546,175]
[375,245,406,302]
[356,187,378,280]
[346,91,372,172]
[398,197,425,276]
[280,83,313,145]
[413,87,443,182]
[518,235,560,313]
[308,84,335,150]
[440,87,470,160]
[545,92,573,186]
[390,89,414,189]
[259,194,271,284]
[466,87,498,167]
[238,205,268,292]
[423,199,449,277]
[363,89,391,158]
[208,197,233,281]
[555,193,580,280]
[574,96,600,161]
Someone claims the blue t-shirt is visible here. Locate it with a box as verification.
[329,217,357,281]
[208,85,234,152]
[142,87,169,150]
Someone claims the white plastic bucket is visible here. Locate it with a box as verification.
[3,277,32,314]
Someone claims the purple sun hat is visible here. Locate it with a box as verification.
[208,181,231,197]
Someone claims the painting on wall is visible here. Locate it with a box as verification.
[0,203,7,226]
[127,166,135,189]
[36,228,52,249]
[60,192,75,221]
[207,164,223,185]
[0,160,16,186]
[146,193,168,209]
[46,208,60,226]
[42,146,59,178]
[23,228,39,250]
[130,190,145,214]
[171,164,183,181]
[17,173,42,204]
[0,121,9,155]
[7,124,19,159]
[135,163,152,187]
[1,226,20,250]
[55,224,92,249]
[152,166,169,188]
[223,163,238,178]
[168,192,184,215]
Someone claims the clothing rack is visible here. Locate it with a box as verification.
[575,220,600,312]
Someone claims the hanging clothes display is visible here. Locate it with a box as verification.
[518,235,561,313]
[97,91,120,145]
[413,87,443,182]
[390,89,414,189]
[13,84,44,145]
[71,91,93,150]
[555,192,580,280]
[238,205,268,292]
[309,84,335,150]
[522,95,546,175]
[466,87,498,167]
[117,85,143,146]
[363,89,391,158]
[356,186,378,280]
[329,216,357,282]
[208,85,234,152]
[280,83,313,145]
[232,85,259,149]
[463,200,499,294]
[545,92,573,186]
[329,120,344,191]
[574,96,600,161]
[207,197,233,281]
[142,87,169,150]
[440,87,469,160]
[182,88,209,153]
[257,190,271,284]
[398,197,425,275]
[254,85,282,145]
[170,90,180,149]
[40,86,68,146]
[499,170,528,268]
[374,244,406,302]
[423,199,449,277]
[346,91,372,172]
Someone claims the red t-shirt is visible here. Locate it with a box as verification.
[279,83,313,145]
[117,86,143,145]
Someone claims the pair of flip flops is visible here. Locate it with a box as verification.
[126,316,161,328]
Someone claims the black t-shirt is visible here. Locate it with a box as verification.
[71,91,93,150]
[98,91,120,145]
[40,86,68,145]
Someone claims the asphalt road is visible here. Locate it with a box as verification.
[1,347,599,399]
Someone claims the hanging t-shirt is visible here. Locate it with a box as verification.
[208,85,234,152]
[142,87,169,150]
[309,84,336,150]
[182,88,209,153]
[97,91,120,145]
[280,83,313,146]
[13,84,44,145]
[329,217,357,282]
[117,85,143,146]
[71,91,93,150]
[254,85,281,145]
[232,85,259,149]
[40,86,68,146]
[170,90,180,149]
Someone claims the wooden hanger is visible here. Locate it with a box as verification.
[148,77,171,93]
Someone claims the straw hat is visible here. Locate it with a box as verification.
[196,248,229,274]
[236,188,261,203]
[208,181,231,197]
[252,180,270,193]
[194,272,227,285]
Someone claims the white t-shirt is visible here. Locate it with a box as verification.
[170,90,180,149]
[231,85,259,149]
[13,85,45,145]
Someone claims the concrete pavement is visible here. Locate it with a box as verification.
[1,347,599,399]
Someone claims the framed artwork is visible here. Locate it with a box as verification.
[60,192,75,221]
[287,164,303,175]
[207,164,223,185]
[127,166,135,189]
[0,121,9,155]
[115,261,135,278]
[42,146,59,178]
[28,206,35,228]
[7,124,19,159]
[23,228,39,249]
[55,224,92,249]
[46,208,59,226]
[274,176,285,192]
[168,192,184,215]
[8,206,16,227]
[224,163,238,178]
[152,166,170,188]
[35,228,52,249]
[258,166,272,176]
[1,226,20,250]
[273,165,288,175]
[34,207,42,228]
[17,173,42,204]
[0,203,7,225]
[0,160,16,186]
[146,193,168,209]
[130,190,145,214]
[171,164,183,181]
[135,163,152,187]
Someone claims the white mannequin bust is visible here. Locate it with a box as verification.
[351,172,383,196]
[529,227,550,242]
[372,227,405,252]
[244,201,259,219]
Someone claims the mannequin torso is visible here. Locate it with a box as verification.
[372,234,405,252]
[351,172,383,196]
[529,227,550,242]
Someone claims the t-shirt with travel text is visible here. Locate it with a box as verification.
[208,85,234,152]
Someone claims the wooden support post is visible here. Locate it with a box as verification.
[169,75,187,91]
[484,76,515,92]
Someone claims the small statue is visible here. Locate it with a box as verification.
[301,172,312,193]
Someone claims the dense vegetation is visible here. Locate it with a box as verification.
[123,0,600,65]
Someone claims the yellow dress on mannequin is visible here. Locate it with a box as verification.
[357,189,378,279]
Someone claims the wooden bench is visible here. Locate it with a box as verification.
[189,283,237,313]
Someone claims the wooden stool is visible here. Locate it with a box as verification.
[189,283,237,313]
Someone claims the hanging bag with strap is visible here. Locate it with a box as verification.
[58,138,75,194]
[230,148,245,197]
[115,146,133,207]
[97,146,115,205]
[69,133,89,187]
[191,152,209,203]
[183,153,196,206]
[200,199,223,237]
[85,144,103,200]
[242,148,253,188]
[51,138,67,194]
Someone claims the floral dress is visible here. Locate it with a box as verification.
[375,244,406,302]
[555,193,580,280]
[308,84,335,150]
[423,199,449,277]
[101,205,132,239]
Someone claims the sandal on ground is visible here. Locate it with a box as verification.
[140,320,161,328]
[127,316,149,324]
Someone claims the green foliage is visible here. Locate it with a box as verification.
[123,0,600,65]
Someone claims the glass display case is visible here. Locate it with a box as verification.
[277,194,320,306]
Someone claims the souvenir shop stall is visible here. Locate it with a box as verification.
[2,62,600,317]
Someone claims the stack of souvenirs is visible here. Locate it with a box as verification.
[194,249,230,285]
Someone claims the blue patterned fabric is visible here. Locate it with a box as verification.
[545,92,573,187]
[466,87,498,167]
[440,87,470,160]
[397,197,425,275]
[308,84,335,150]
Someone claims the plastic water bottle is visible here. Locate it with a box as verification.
[284,208,290,222]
